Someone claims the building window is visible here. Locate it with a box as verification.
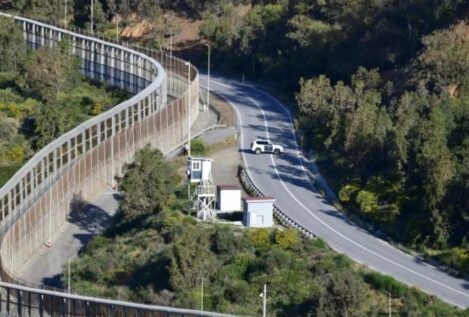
[192,161,201,171]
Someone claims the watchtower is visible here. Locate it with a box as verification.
[187,157,216,221]
[195,179,216,221]
[187,157,213,183]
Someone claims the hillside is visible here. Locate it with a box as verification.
[68,146,469,316]
[0,17,127,186]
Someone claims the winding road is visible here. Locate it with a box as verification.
[199,73,469,309]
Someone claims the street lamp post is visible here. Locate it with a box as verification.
[260,284,267,317]
[185,61,192,215]
[68,258,71,294]
[164,27,173,59]
[166,26,173,93]
[115,14,119,42]
[68,257,71,313]
[185,61,191,156]
[203,43,211,112]
[385,291,392,317]
[64,0,67,28]
[90,0,94,34]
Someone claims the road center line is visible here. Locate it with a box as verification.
[203,78,469,307]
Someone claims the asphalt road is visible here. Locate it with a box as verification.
[199,73,469,309]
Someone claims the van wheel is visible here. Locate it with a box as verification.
[274,149,280,155]
[255,148,261,154]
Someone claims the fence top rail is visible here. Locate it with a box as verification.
[0,11,166,198]
[0,281,237,317]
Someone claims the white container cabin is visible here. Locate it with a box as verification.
[243,196,275,228]
[217,185,242,212]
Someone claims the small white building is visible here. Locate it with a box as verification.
[187,157,213,183]
[243,196,275,228]
[217,185,242,212]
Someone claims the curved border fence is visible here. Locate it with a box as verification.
[0,12,233,317]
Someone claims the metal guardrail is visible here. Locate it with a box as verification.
[0,281,236,317]
[239,166,316,239]
[0,12,236,317]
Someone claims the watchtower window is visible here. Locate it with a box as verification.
[192,161,201,171]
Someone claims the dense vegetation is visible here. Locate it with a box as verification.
[296,24,469,272]
[202,0,469,274]
[23,0,465,274]
[68,146,469,316]
[0,17,127,186]
[2,0,468,304]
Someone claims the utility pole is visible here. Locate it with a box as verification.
[116,14,119,42]
[90,0,94,34]
[203,43,211,112]
[260,284,267,317]
[200,277,204,312]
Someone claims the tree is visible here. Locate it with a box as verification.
[316,272,367,317]
[415,21,469,90]
[33,100,79,148]
[24,42,81,101]
[168,226,219,293]
[117,145,181,217]
[4,0,73,25]
[0,112,19,145]
[74,0,107,30]
[0,17,26,72]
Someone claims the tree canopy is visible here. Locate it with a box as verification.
[296,21,469,268]
[117,146,181,217]
[0,16,126,185]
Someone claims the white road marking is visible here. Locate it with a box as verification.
[203,79,469,308]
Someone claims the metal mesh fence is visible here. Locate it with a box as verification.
[0,12,226,317]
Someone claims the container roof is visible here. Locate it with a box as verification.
[243,196,275,202]
[187,157,213,161]
[218,185,241,190]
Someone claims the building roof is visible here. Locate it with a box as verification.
[218,185,241,190]
[187,157,213,161]
[243,196,275,202]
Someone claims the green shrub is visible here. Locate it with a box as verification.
[356,190,379,213]
[339,183,360,203]
[363,271,407,297]
[87,236,111,252]
[274,228,300,249]
[190,138,208,156]
[434,247,469,274]
[247,228,272,250]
